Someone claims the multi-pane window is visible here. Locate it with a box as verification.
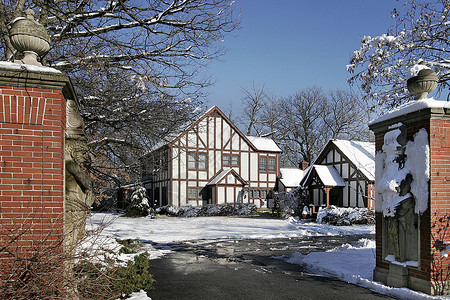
[198,153,207,169]
[259,157,267,171]
[223,154,239,167]
[188,188,198,199]
[268,157,276,172]
[259,156,277,172]
[261,190,267,198]
[231,155,239,166]
[223,154,230,166]
[188,152,197,169]
[188,152,207,169]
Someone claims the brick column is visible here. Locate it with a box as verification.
[370,100,450,295]
[0,65,76,287]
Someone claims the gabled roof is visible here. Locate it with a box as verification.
[313,165,346,187]
[300,165,346,187]
[206,168,247,186]
[146,106,281,154]
[246,136,282,152]
[279,168,305,188]
[314,139,375,182]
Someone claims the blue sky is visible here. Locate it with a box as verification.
[204,0,399,110]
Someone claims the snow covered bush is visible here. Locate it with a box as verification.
[123,186,153,218]
[316,206,375,226]
[274,187,307,218]
[156,203,257,217]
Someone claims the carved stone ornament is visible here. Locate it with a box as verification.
[64,99,92,253]
[10,9,50,66]
[407,69,438,100]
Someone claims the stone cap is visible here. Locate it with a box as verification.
[0,61,78,104]
[369,98,450,133]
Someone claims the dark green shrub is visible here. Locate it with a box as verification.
[74,252,154,299]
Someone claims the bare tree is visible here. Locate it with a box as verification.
[259,87,372,167]
[275,86,327,165]
[322,89,372,141]
[241,83,269,136]
[347,0,449,110]
[0,0,240,203]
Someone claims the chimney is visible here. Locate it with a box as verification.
[300,160,309,170]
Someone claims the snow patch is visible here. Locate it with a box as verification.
[385,255,419,267]
[408,64,431,79]
[405,129,430,214]
[0,61,62,74]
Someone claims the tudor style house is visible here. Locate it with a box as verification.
[300,139,375,210]
[141,106,282,208]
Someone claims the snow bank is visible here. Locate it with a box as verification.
[316,206,375,226]
[278,239,436,300]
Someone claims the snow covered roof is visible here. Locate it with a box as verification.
[370,98,450,126]
[313,165,346,187]
[279,168,304,188]
[331,140,375,181]
[246,136,282,152]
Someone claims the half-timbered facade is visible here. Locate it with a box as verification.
[300,139,375,210]
[141,106,282,208]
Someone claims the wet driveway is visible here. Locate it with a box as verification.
[146,234,392,299]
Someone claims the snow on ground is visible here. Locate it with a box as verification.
[87,213,447,299]
[278,239,448,300]
[87,212,374,245]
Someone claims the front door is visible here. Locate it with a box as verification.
[329,187,343,207]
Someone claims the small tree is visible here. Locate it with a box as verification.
[348,0,449,110]
[124,187,152,217]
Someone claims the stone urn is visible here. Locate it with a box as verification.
[407,69,438,100]
[10,9,50,66]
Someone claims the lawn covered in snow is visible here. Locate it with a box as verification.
[87,212,374,244]
[87,213,444,300]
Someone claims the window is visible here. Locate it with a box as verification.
[188,188,198,199]
[254,190,260,198]
[231,155,239,166]
[198,153,207,169]
[268,157,276,172]
[188,152,196,169]
[188,152,207,170]
[223,154,230,166]
[259,157,267,171]
[261,190,267,198]
[248,190,253,198]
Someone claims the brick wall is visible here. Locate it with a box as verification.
[0,69,72,285]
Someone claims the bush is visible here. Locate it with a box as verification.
[123,187,154,217]
[156,203,257,217]
[316,206,375,225]
[74,252,154,299]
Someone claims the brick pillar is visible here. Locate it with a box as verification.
[370,99,450,295]
[0,65,76,288]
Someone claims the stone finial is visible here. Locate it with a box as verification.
[407,68,438,100]
[10,9,50,66]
